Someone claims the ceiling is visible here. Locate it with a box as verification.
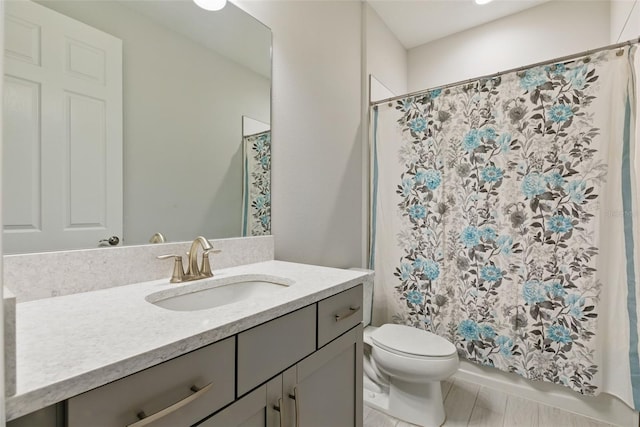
[367,0,550,49]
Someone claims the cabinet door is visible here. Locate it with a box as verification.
[198,376,283,427]
[284,325,363,427]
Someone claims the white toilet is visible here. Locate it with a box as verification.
[363,324,459,427]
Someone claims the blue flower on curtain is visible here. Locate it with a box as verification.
[548,325,573,344]
[480,166,504,183]
[521,172,547,198]
[480,265,502,282]
[565,180,587,203]
[497,133,512,152]
[401,99,414,112]
[409,117,427,133]
[522,280,547,305]
[400,263,413,281]
[460,226,481,248]
[479,324,497,339]
[406,290,424,305]
[519,67,548,91]
[545,172,565,188]
[254,195,267,209]
[549,104,574,123]
[545,282,567,298]
[480,226,497,241]
[481,127,497,140]
[570,303,585,319]
[545,63,567,74]
[462,129,482,152]
[566,66,588,89]
[548,215,573,233]
[496,235,513,255]
[565,293,582,305]
[413,257,440,280]
[408,204,427,220]
[458,319,480,341]
[416,169,442,190]
[495,336,513,356]
[401,177,415,196]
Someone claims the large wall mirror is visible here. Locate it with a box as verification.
[2,0,272,254]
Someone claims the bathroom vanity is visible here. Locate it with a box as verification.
[6,261,369,427]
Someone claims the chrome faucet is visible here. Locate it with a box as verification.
[158,236,222,283]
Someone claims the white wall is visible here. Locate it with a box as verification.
[611,0,640,42]
[37,1,270,245]
[0,0,5,422]
[236,1,363,268]
[362,3,408,267]
[365,4,407,100]
[408,1,611,92]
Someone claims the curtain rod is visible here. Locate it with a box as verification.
[370,37,640,107]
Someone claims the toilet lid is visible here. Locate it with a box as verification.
[370,324,456,357]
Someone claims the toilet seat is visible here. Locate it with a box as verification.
[370,324,456,359]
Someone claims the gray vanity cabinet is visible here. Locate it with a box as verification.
[8,284,364,427]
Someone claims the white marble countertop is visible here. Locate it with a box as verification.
[7,260,371,421]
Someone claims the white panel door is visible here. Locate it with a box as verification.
[3,0,122,253]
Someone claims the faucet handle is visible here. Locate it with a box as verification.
[185,251,192,275]
[200,249,222,278]
[157,254,185,283]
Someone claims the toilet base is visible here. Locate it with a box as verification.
[364,379,446,427]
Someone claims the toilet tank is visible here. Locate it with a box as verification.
[349,268,374,327]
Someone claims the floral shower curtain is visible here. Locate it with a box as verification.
[242,130,271,236]
[371,45,640,407]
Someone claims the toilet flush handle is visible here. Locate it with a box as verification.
[334,305,361,322]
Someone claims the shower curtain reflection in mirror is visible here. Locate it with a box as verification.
[242,116,271,236]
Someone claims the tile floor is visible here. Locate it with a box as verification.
[363,378,614,427]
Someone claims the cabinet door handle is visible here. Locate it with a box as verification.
[126,382,213,427]
[334,305,361,322]
[288,387,299,427]
[273,398,284,427]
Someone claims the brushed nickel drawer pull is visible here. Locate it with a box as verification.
[289,387,300,427]
[273,398,284,427]
[127,382,213,427]
[334,305,361,322]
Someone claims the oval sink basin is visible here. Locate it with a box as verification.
[147,275,292,312]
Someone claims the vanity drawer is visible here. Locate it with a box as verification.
[317,284,363,347]
[67,336,235,427]
[237,304,316,396]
